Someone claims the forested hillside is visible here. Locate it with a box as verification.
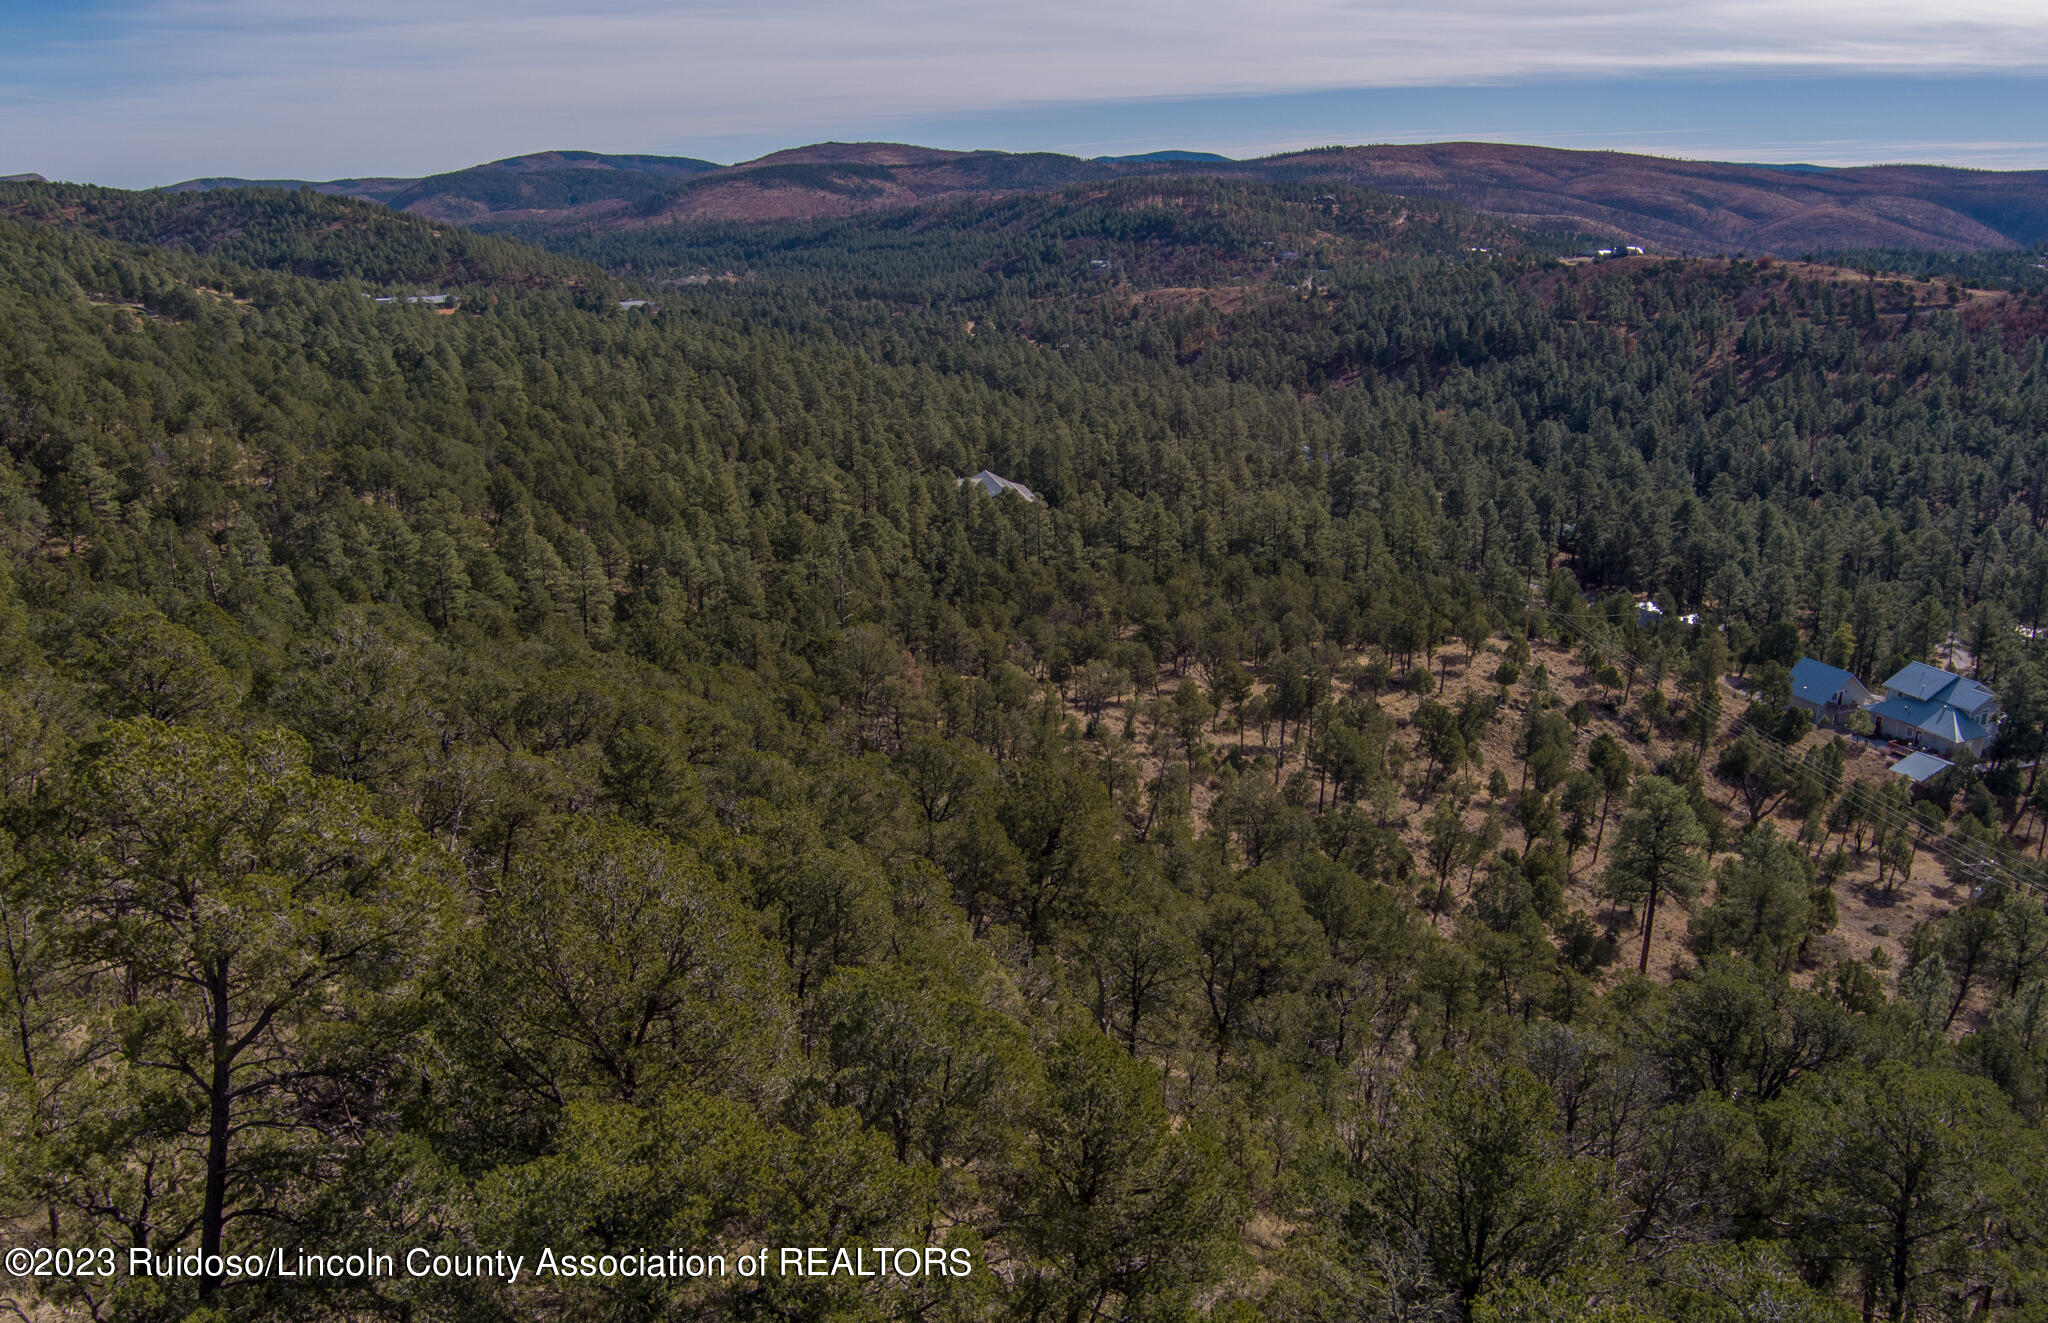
[4,180,2048,1322]
[0,181,614,289]
[513,176,1547,300]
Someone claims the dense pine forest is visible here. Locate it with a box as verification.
[5,176,2048,1323]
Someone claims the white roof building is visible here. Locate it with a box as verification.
[958,470,1037,502]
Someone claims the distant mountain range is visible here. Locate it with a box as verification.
[138,141,2048,254]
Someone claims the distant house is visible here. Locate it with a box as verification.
[618,299,653,310]
[1634,599,1664,628]
[368,293,452,306]
[957,470,1037,503]
[1788,658,1875,727]
[1868,662,1999,756]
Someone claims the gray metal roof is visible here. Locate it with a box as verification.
[959,470,1037,502]
[1890,751,1954,783]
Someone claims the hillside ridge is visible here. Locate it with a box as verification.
[159,139,2048,254]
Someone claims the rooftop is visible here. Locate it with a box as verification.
[1869,694,1991,744]
[1882,661,1996,713]
[959,470,1037,502]
[1889,751,1954,783]
[1789,657,1865,707]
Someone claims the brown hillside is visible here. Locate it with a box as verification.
[163,140,2048,255]
[732,142,972,169]
[1255,143,2041,253]
[1077,631,1977,1004]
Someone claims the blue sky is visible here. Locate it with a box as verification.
[4,1,2047,186]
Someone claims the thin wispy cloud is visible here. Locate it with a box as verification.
[5,0,2048,184]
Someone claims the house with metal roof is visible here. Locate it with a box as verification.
[1869,662,1999,756]
[957,470,1038,502]
[1869,697,1993,756]
[1788,658,1875,727]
